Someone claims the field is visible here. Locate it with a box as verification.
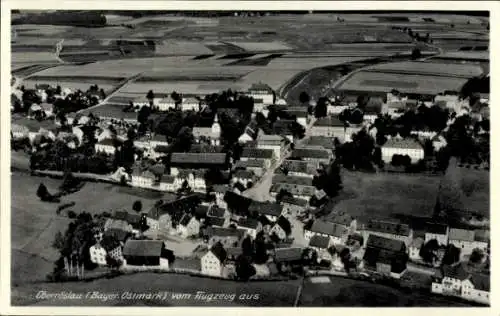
[328,171,441,221]
[455,167,490,217]
[11,171,168,281]
[337,71,469,95]
[363,61,485,78]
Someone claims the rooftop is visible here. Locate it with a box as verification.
[123,240,164,257]
[366,234,406,253]
[234,159,266,169]
[382,138,423,150]
[364,220,411,237]
[290,147,331,160]
[205,227,246,238]
[313,116,345,127]
[170,152,227,165]
[272,174,314,186]
[273,247,303,262]
[249,201,283,217]
[209,242,227,263]
[241,147,274,159]
[237,217,260,230]
[309,235,331,249]
[449,228,475,242]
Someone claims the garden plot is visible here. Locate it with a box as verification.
[139,67,252,82]
[11,52,60,65]
[363,61,485,78]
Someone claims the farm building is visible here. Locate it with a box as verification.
[362,235,408,279]
[233,159,267,177]
[201,242,227,277]
[304,219,349,245]
[246,82,275,105]
[290,147,332,164]
[279,160,318,178]
[360,219,413,247]
[157,96,177,111]
[240,148,275,166]
[169,152,229,174]
[270,183,316,201]
[256,134,289,160]
[181,97,200,111]
[311,116,362,143]
[448,228,489,259]
[123,240,169,268]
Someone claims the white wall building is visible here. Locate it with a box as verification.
[381,137,424,164]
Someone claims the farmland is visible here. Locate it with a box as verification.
[326,171,441,222]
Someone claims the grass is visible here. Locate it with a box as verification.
[455,167,489,217]
[330,171,441,221]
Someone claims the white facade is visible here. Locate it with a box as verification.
[247,92,274,105]
[303,229,344,245]
[95,143,116,155]
[381,147,424,164]
[131,175,154,188]
[181,99,199,111]
[362,230,412,247]
[327,105,349,115]
[157,98,176,111]
[409,246,421,261]
[461,279,490,305]
[201,251,223,277]
[89,245,107,266]
[449,239,488,258]
[432,278,490,305]
[177,218,201,238]
[425,232,449,247]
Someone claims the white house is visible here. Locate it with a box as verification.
[256,134,287,160]
[236,217,262,239]
[327,105,350,115]
[89,244,108,266]
[308,235,333,262]
[448,228,489,258]
[158,96,177,111]
[432,135,448,152]
[361,220,413,247]
[181,97,200,111]
[269,216,292,241]
[133,96,152,108]
[201,242,227,277]
[131,169,156,189]
[246,83,275,105]
[304,219,348,245]
[381,137,424,164]
[408,237,424,261]
[95,138,117,155]
[177,214,201,238]
[11,124,29,140]
[424,223,449,246]
[159,175,177,192]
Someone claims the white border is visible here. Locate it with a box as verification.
[1,1,498,315]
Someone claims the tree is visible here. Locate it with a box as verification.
[349,108,364,124]
[469,248,485,264]
[52,231,65,250]
[235,255,256,281]
[314,97,328,118]
[37,183,49,200]
[356,94,370,110]
[137,105,151,126]
[242,236,254,257]
[442,244,461,266]
[411,48,422,60]
[299,91,310,104]
[419,239,439,263]
[253,239,269,264]
[132,200,142,213]
[146,90,155,101]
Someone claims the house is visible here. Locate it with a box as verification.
[311,116,362,143]
[103,228,131,244]
[11,124,29,140]
[308,235,333,261]
[381,138,424,164]
[325,212,357,233]
[131,168,156,189]
[256,134,289,160]
[181,97,200,111]
[408,237,424,261]
[269,183,316,201]
[192,114,222,146]
[284,107,309,128]
[157,96,177,111]
[290,147,332,164]
[201,242,227,277]
[147,194,202,234]
[246,82,275,105]
[424,222,449,246]
[177,214,201,238]
[272,174,314,187]
[134,133,169,151]
[238,120,259,144]
[363,234,408,279]
[432,135,448,152]
[104,217,133,234]
[204,227,246,248]
[304,219,349,245]
[231,169,256,188]
[211,185,229,209]
[272,247,304,269]
[361,220,413,247]
[237,217,262,239]
[431,263,490,305]
[94,138,118,155]
[175,169,207,192]
[410,128,438,140]
[270,216,292,241]
[233,159,267,177]
[122,240,169,268]
[158,175,177,192]
[100,234,124,263]
[305,136,336,150]
[279,160,318,178]
[280,195,308,216]
[240,148,275,166]
[206,216,227,228]
[133,96,152,108]
[327,104,350,115]
[448,228,489,258]
[170,153,228,174]
[249,201,283,222]
[271,119,295,142]
[89,243,108,266]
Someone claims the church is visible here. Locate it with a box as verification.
[192,114,222,146]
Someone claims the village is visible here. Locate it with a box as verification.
[11,68,490,306]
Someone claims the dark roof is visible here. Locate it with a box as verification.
[210,242,227,262]
[290,148,331,160]
[225,247,243,259]
[425,222,448,235]
[280,160,318,174]
[272,174,314,186]
[237,217,260,229]
[309,235,330,249]
[474,230,489,243]
[272,119,295,136]
[194,205,210,218]
[179,213,193,226]
[241,148,274,159]
[123,240,164,257]
[148,194,201,220]
[233,169,254,179]
[469,273,490,291]
[103,228,130,243]
[366,234,406,253]
[206,216,226,227]
[280,195,308,207]
[249,83,273,93]
[112,211,141,225]
[326,212,355,227]
[442,263,469,281]
[205,227,245,238]
[275,216,292,235]
[224,191,252,210]
[365,220,411,237]
[273,247,303,262]
[306,136,336,149]
[269,183,316,197]
[234,159,266,169]
[363,246,407,269]
[249,201,283,217]
[207,206,225,218]
[314,116,345,127]
[212,184,230,194]
[308,220,347,237]
[170,152,227,165]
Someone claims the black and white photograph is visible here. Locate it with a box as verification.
[3,2,494,310]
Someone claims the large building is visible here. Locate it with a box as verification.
[311,116,361,143]
[246,83,275,105]
[381,138,425,164]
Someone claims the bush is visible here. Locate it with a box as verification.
[67,210,77,218]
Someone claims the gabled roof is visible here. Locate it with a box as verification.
[234,159,266,169]
[103,228,130,243]
[123,240,164,257]
[290,148,331,160]
[309,235,330,249]
[275,216,292,235]
[241,147,274,159]
[306,136,335,149]
[366,234,406,253]
[248,83,273,93]
[409,237,424,249]
[364,220,411,237]
[249,201,283,217]
[449,228,475,242]
[97,138,118,146]
[210,242,228,263]
[100,234,122,252]
[308,220,347,237]
[272,119,295,136]
[442,263,469,281]
[194,204,210,218]
[112,211,141,225]
[469,273,490,292]
[207,206,225,218]
[171,152,227,165]
[273,247,303,262]
[326,212,355,227]
[313,116,345,127]
[148,194,201,220]
[474,229,489,243]
[205,227,245,238]
[233,169,254,179]
[281,160,318,174]
[179,213,193,227]
[206,216,226,227]
[237,217,260,230]
[280,195,308,207]
[105,218,130,232]
[269,183,316,197]
[272,174,314,186]
[425,222,448,235]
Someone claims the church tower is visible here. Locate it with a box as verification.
[211,113,221,136]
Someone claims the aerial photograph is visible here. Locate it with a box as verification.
[9,9,490,307]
